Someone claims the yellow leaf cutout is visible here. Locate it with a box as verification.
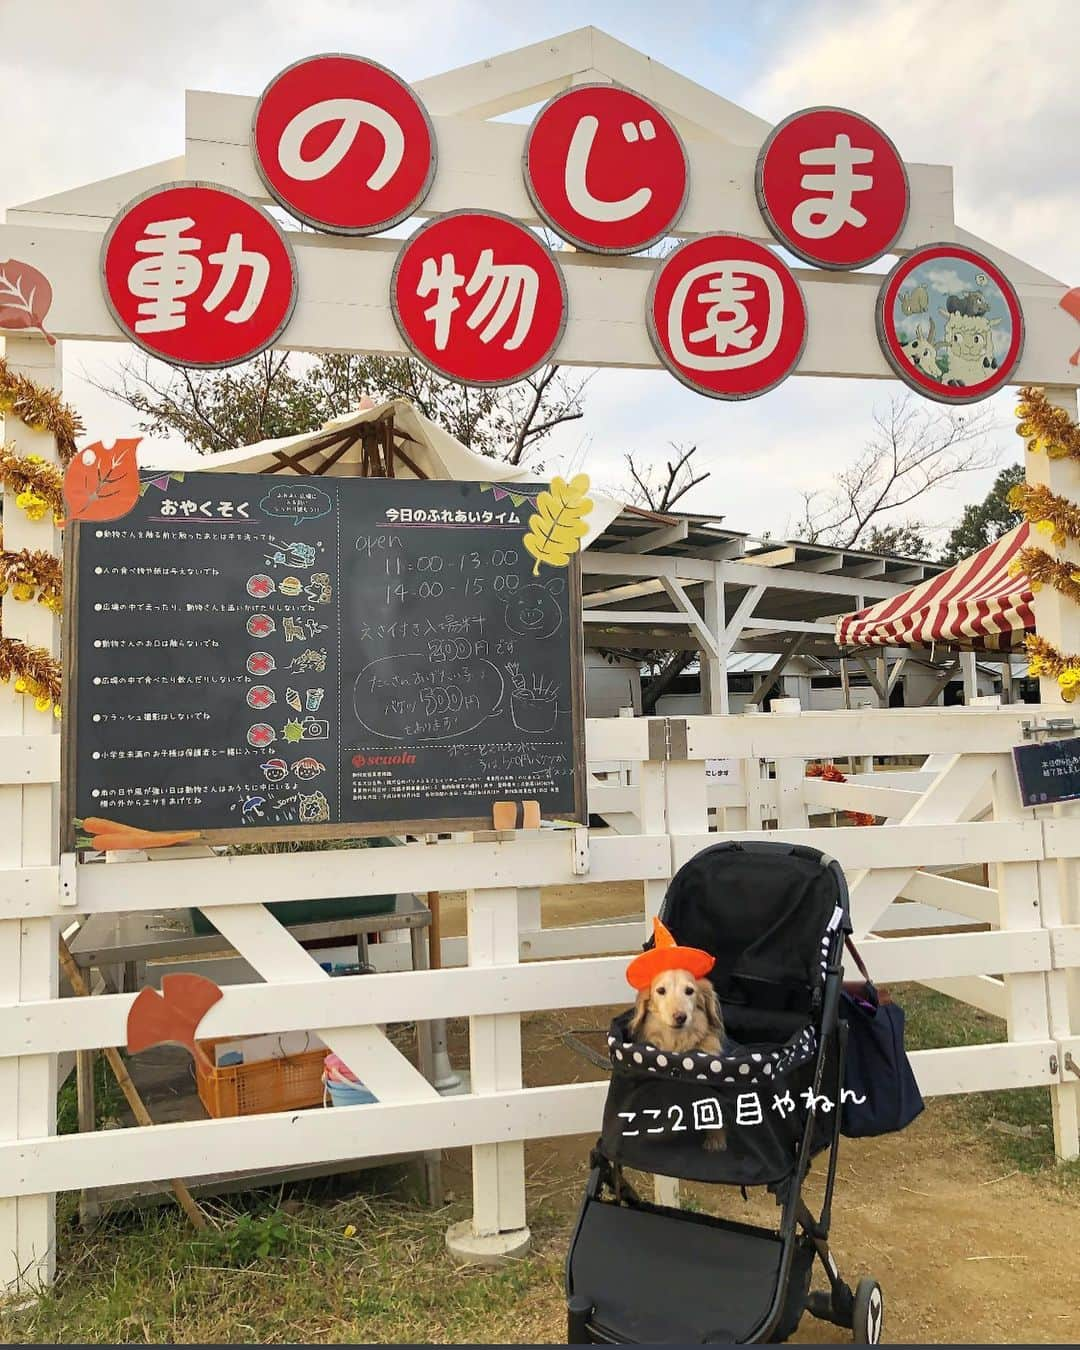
[523,473,593,576]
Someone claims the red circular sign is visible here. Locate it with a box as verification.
[101,183,297,368]
[391,210,568,386]
[755,107,909,270]
[647,234,808,400]
[252,54,436,235]
[877,243,1025,404]
[523,84,688,255]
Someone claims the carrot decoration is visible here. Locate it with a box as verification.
[75,817,201,850]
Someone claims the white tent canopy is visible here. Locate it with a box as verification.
[142,395,623,550]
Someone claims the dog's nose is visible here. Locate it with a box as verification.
[673,1012,688,1026]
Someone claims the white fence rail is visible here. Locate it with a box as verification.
[1,705,1078,1295]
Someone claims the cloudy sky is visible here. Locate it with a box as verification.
[3,0,1078,546]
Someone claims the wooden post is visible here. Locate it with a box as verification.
[1026,386,1080,1159]
[446,886,530,1263]
[0,336,62,1295]
[701,570,727,714]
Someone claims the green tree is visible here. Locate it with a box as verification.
[939,463,1025,565]
[99,351,589,466]
[861,522,933,559]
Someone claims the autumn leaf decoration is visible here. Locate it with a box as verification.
[0,259,56,345]
[63,438,142,523]
[522,473,593,576]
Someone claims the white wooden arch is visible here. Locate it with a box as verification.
[2,25,1079,1298]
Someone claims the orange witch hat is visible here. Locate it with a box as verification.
[626,917,715,990]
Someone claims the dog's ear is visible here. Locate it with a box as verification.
[628,986,650,1040]
[697,978,723,1033]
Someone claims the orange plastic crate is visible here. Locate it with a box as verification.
[196,1038,325,1118]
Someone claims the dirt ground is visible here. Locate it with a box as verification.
[431,880,1080,1345]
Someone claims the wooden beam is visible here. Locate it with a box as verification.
[621,521,690,554]
[749,634,806,705]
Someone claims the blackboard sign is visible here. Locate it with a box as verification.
[1012,736,1080,808]
[64,472,586,844]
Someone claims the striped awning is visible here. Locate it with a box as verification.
[835,523,1034,651]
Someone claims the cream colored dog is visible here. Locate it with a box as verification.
[628,968,724,1056]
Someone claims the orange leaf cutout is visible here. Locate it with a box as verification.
[127,974,223,1059]
[64,439,142,522]
[0,259,55,344]
[1061,287,1080,367]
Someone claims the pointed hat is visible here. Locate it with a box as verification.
[626,917,715,990]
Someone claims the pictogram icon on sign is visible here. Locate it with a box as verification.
[646,233,808,400]
[755,107,909,270]
[252,54,437,235]
[391,209,568,386]
[101,183,297,368]
[523,83,689,255]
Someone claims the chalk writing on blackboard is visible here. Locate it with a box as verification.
[66,473,585,843]
[1012,736,1080,807]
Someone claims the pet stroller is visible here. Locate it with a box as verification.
[565,840,884,1344]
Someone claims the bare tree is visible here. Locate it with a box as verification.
[624,442,710,512]
[792,395,998,548]
[93,351,590,467]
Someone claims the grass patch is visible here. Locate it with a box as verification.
[898,982,1080,1184]
[1,1180,566,1346]
[56,1055,123,1135]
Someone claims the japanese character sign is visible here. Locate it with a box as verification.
[647,234,808,399]
[522,83,689,254]
[101,183,297,368]
[755,107,909,270]
[391,210,568,385]
[876,244,1024,404]
[252,54,437,235]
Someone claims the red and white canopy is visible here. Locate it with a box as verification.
[835,523,1034,651]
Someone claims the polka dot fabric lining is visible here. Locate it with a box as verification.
[608,1022,816,1087]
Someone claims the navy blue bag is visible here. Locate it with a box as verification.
[839,938,924,1138]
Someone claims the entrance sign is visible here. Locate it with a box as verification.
[755,107,909,270]
[1012,736,1080,807]
[64,472,586,843]
[646,233,808,399]
[876,243,1025,404]
[100,183,298,368]
[251,54,437,235]
[522,83,689,255]
[390,209,569,386]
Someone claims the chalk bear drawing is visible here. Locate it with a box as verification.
[504,576,565,639]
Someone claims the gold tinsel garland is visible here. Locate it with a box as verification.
[0,443,65,524]
[0,356,83,466]
[1007,480,1080,545]
[0,624,62,714]
[1024,635,1080,703]
[1015,386,1080,462]
[0,538,63,613]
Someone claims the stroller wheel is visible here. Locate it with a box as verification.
[852,1278,884,1344]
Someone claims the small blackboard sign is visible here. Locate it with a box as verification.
[63,472,586,844]
[1012,736,1080,807]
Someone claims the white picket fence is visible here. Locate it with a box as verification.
[1,704,1079,1294]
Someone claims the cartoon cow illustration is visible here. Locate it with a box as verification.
[902,318,941,380]
[940,291,1000,387]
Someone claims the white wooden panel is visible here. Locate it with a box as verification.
[900,871,999,925]
[0,738,61,786]
[858,929,1049,982]
[801,777,920,817]
[683,709,1034,760]
[0,866,59,917]
[10,833,669,920]
[909,1041,1056,1096]
[874,902,982,933]
[1050,925,1080,968]
[184,92,954,252]
[672,821,1042,876]
[2,222,1076,387]
[0,1081,608,1198]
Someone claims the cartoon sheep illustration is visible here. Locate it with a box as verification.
[940,290,1000,387]
[902,318,941,380]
